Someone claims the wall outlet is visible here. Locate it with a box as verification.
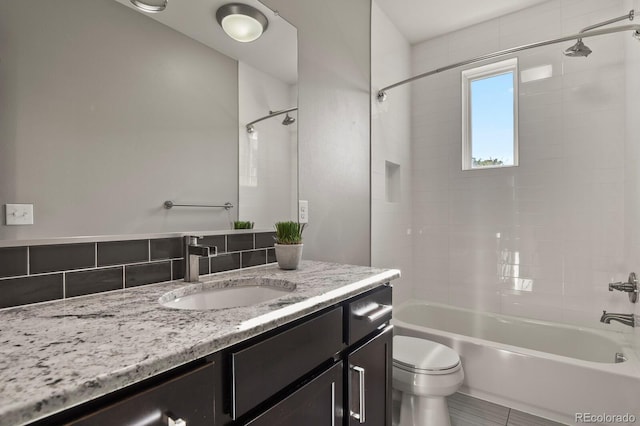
[298,200,309,224]
[5,204,34,225]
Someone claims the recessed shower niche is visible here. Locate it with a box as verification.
[385,160,401,203]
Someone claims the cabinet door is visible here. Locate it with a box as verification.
[348,325,393,426]
[67,363,215,426]
[245,362,343,426]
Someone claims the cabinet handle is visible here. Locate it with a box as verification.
[331,381,336,426]
[355,304,392,323]
[167,416,186,426]
[350,365,366,424]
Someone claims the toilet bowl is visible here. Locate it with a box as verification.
[393,336,464,426]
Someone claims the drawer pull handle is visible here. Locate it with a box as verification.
[168,416,186,426]
[356,304,392,322]
[350,365,366,423]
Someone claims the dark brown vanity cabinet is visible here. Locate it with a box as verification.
[347,325,393,426]
[35,284,392,426]
[66,363,215,426]
[245,362,344,426]
[231,284,393,426]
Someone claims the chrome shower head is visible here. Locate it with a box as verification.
[282,113,296,126]
[564,39,593,57]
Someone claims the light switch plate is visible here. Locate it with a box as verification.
[5,204,34,225]
[298,200,309,224]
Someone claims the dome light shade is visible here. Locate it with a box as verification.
[130,0,167,13]
[216,3,269,43]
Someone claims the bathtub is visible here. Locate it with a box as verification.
[392,300,640,425]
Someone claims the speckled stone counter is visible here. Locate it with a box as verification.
[0,261,400,426]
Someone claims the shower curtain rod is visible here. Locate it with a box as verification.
[246,107,298,131]
[377,23,640,102]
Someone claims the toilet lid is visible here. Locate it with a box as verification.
[393,336,460,372]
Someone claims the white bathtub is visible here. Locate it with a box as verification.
[392,300,640,425]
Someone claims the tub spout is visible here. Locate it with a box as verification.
[600,310,635,327]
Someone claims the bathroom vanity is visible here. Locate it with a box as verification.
[0,261,399,426]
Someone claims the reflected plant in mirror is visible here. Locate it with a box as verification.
[0,0,297,241]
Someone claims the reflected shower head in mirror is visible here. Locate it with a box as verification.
[130,0,167,13]
[282,113,295,126]
[563,39,592,57]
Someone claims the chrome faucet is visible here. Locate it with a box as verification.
[600,310,635,328]
[608,272,638,303]
[184,236,217,282]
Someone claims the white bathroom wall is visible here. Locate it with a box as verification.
[371,2,413,303]
[261,0,371,266]
[410,0,638,331]
[238,62,298,229]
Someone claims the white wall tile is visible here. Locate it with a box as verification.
[407,0,638,336]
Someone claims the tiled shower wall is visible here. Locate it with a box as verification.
[410,0,639,330]
[0,231,276,309]
[624,0,640,348]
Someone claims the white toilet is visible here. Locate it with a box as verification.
[393,336,464,426]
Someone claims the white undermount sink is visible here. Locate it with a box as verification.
[159,278,296,310]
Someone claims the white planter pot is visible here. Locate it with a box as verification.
[274,243,303,270]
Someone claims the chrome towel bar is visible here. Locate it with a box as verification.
[163,201,234,210]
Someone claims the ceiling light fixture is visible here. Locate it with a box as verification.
[216,3,269,43]
[130,0,167,13]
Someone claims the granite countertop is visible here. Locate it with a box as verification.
[0,260,400,426]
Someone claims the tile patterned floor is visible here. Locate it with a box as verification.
[393,391,568,425]
[448,393,567,426]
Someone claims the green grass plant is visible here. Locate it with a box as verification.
[233,221,254,229]
[274,221,305,245]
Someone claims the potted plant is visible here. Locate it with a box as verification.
[274,221,305,270]
[233,221,254,230]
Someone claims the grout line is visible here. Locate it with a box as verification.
[122,265,126,289]
[147,239,151,262]
[26,246,30,275]
[505,408,511,426]
[94,242,98,269]
[62,272,66,299]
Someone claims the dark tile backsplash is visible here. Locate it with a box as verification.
[150,238,183,260]
[0,231,277,309]
[30,243,95,274]
[267,248,276,264]
[200,235,226,254]
[98,240,148,267]
[241,250,267,268]
[0,274,63,309]
[0,246,28,278]
[227,234,254,252]
[210,253,241,273]
[66,267,124,298]
[125,262,172,288]
[255,232,276,249]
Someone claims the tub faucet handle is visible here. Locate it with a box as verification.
[608,272,638,303]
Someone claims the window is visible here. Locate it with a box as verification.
[462,58,518,170]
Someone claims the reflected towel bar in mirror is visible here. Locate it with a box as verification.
[164,201,234,210]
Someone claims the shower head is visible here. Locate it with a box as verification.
[563,39,593,57]
[282,113,296,126]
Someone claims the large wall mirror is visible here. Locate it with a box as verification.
[0,0,297,241]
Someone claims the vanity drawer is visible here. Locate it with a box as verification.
[347,285,392,345]
[67,362,214,426]
[231,307,343,419]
